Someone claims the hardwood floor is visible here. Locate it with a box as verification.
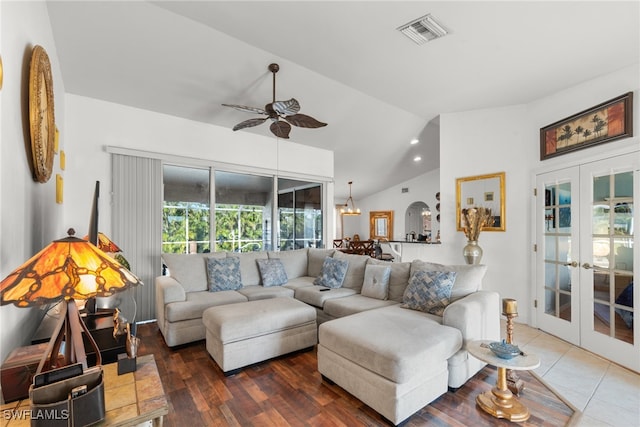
[136,322,577,426]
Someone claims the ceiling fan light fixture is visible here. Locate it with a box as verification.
[340,181,361,216]
[398,14,449,45]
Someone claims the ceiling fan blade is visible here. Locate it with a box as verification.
[272,98,300,116]
[270,121,291,139]
[284,114,328,129]
[233,117,268,131]
[222,103,266,115]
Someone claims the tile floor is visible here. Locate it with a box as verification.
[505,321,640,426]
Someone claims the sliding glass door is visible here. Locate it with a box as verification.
[162,166,323,254]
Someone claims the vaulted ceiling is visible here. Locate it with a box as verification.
[46,1,640,200]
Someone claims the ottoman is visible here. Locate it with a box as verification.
[318,305,462,425]
[203,297,317,374]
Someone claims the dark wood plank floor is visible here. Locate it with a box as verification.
[136,322,578,426]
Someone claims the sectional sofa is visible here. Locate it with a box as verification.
[156,247,500,424]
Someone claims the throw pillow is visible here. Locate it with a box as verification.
[206,257,243,292]
[411,260,486,302]
[361,264,391,300]
[314,257,349,288]
[256,258,288,287]
[401,270,457,315]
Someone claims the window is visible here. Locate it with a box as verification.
[162,165,210,253]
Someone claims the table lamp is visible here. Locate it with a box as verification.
[0,228,143,374]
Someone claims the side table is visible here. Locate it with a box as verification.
[468,340,540,423]
[0,354,168,426]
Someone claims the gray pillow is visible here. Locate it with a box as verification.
[411,260,486,301]
[401,270,457,315]
[256,258,288,287]
[361,264,391,300]
[206,257,243,292]
[314,257,349,288]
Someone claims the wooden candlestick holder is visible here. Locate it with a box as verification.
[504,308,525,395]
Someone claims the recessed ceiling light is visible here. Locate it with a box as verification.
[397,14,449,45]
[410,138,419,145]
[413,156,422,162]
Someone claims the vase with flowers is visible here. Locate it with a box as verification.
[461,207,494,264]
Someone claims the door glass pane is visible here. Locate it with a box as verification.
[545,288,557,316]
[591,170,634,344]
[614,275,633,344]
[163,165,210,254]
[614,171,633,198]
[593,175,610,202]
[559,293,571,321]
[278,179,323,251]
[543,181,573,323]
[215,171,273,253]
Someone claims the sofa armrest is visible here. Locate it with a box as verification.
[442,291,500,345]
[155,276,187,304]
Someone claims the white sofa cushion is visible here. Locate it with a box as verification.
[294,286,357,308]
[333,251,369,292]
[228,252,268,286]
[237,284,294,300]
[308,248,335,277]
[268,248,308,279]
[323,295,398,318]
[367,259,411,302]
[319,305,462,384]
[162,253,226,293]
[165,290,247,322]
[411,260,487,302]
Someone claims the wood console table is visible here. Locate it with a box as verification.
[0,354,168,426]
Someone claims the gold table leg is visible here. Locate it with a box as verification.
[476,367,530,422]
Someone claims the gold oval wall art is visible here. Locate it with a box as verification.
[0,55,3,90]
[29,45,56,183]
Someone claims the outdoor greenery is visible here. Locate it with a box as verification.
[162,202,265,253]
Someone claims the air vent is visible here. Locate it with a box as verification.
[401,187,409,193]
[397,14,448,45]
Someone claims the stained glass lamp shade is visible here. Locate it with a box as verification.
[83,232,122,254]
[0,229,142,372]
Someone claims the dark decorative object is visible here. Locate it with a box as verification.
[488,340,521,360]
[223,63,327,139]
[541,92,633,160]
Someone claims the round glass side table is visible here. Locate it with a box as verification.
[468,340,541,422]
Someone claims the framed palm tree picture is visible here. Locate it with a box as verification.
[540,92,633,160]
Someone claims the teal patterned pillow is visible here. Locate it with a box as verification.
[206,257,243,292]
[256,259,288,287]
[314,257,349,288]
[401,270,457,315]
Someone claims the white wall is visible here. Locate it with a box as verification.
[342,168,440,242]
[438,64,639,324]
[0,1,66,362]
[63,94,334,241]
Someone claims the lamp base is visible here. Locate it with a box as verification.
[117,353,137,375]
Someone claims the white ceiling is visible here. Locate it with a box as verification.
[46,1,640,201]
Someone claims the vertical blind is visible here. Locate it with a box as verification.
[111,154,162,322]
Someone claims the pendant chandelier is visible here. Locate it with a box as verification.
[341,181,361,216]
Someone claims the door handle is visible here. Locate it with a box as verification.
[582,262,605,271]
[563,261,578,267]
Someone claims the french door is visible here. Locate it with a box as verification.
[536,152,639,372]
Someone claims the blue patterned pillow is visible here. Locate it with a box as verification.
[256,259,288,287]
[314,257,349,288]
[206,257,243,292]
[401,270,457,315]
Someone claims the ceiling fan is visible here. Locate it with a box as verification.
[222,63,327,139]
